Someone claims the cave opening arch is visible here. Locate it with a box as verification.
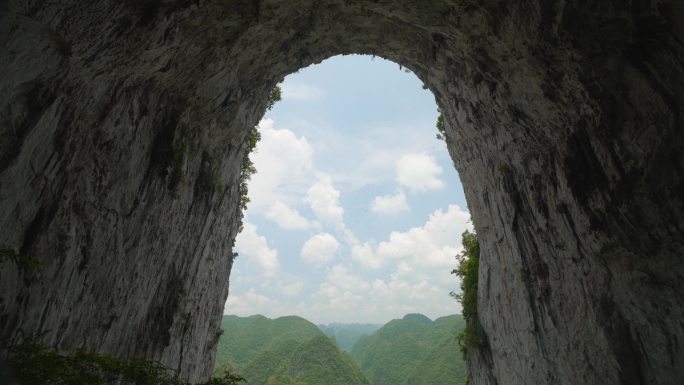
[0,1,682,385]
[222,54,473,382]
[229,51,470,325]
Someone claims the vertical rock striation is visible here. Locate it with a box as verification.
[0,0,682,383]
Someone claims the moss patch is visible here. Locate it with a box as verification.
[0,248,41,273]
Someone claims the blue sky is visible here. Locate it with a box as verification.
[224,55,471,324]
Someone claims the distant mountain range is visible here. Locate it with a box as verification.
[213,313,465,385]
[317,322,382,353]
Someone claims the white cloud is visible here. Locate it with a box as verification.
[306,120,445,193]
[332,149,398,190]
[312,265,371,313]
[353,204,470,275]
[351,242,384,269]
[279,281,304,297]
[380,204,469,257]
[303,271,458,323]
[339,224,359,247]
[265,201,310,230]
[370,191,409,214]
[281,82,324,101]
[299,203,470,322]
[326,264,370,292]
[375,277,445,306]
[377,204,470,284]
[225,289,310,318]
[370,279,393,299]
[306,174,344,226]
[247,119,315,211]
[396,153,444,192]
[225,289,277,315]
[234,222,279,278]
[300,233,340,264]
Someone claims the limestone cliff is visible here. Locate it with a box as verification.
[1,1,682,384]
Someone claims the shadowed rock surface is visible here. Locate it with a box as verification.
[1,1,682,384]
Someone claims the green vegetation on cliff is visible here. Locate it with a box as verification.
[239,86,281,209]
[451,230,485,358]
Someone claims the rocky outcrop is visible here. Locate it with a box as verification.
[1,0,682,384]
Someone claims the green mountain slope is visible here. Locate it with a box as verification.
[274,335,370,385]
[213,315,370,385]
[238,339,302,385]
[350,314,466,385]
[404,336,466,385]
[213,315,324,375]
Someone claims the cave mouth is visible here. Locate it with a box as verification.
[219,55,472,385]
[1,1,682,384]
[228,53,469,327]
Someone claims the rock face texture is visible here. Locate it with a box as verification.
[1,0,683,384]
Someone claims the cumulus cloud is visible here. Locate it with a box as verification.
[396,153,444,192]
[370,191,409,214]
[306,174,344,226]
[265,201,310,230]
[225,289,277,315]
[351,242,384,269]
[305,270,457,323]
[281,82,324,101]
[377,204,471,284]
[312,265,370,313]
[234,222,280,278]
[295,204,471,322]
[300,233,340,264]
[351,204,471,281]
[279,281,305,297]
[247,119,315,211]
[326,264,370,292]
[367,277,445,305]
[377,204,470,263]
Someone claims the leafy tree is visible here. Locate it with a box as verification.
[435,110,446,141]
[451,230,484,359]
[264,87,282,111]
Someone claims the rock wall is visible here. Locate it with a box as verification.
[0,0,682,383]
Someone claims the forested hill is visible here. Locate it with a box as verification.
[213,315,369,385]
[246,335,371,385]
[350,314,466,385]
[214,314,465,385]
[213,314,323,372]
